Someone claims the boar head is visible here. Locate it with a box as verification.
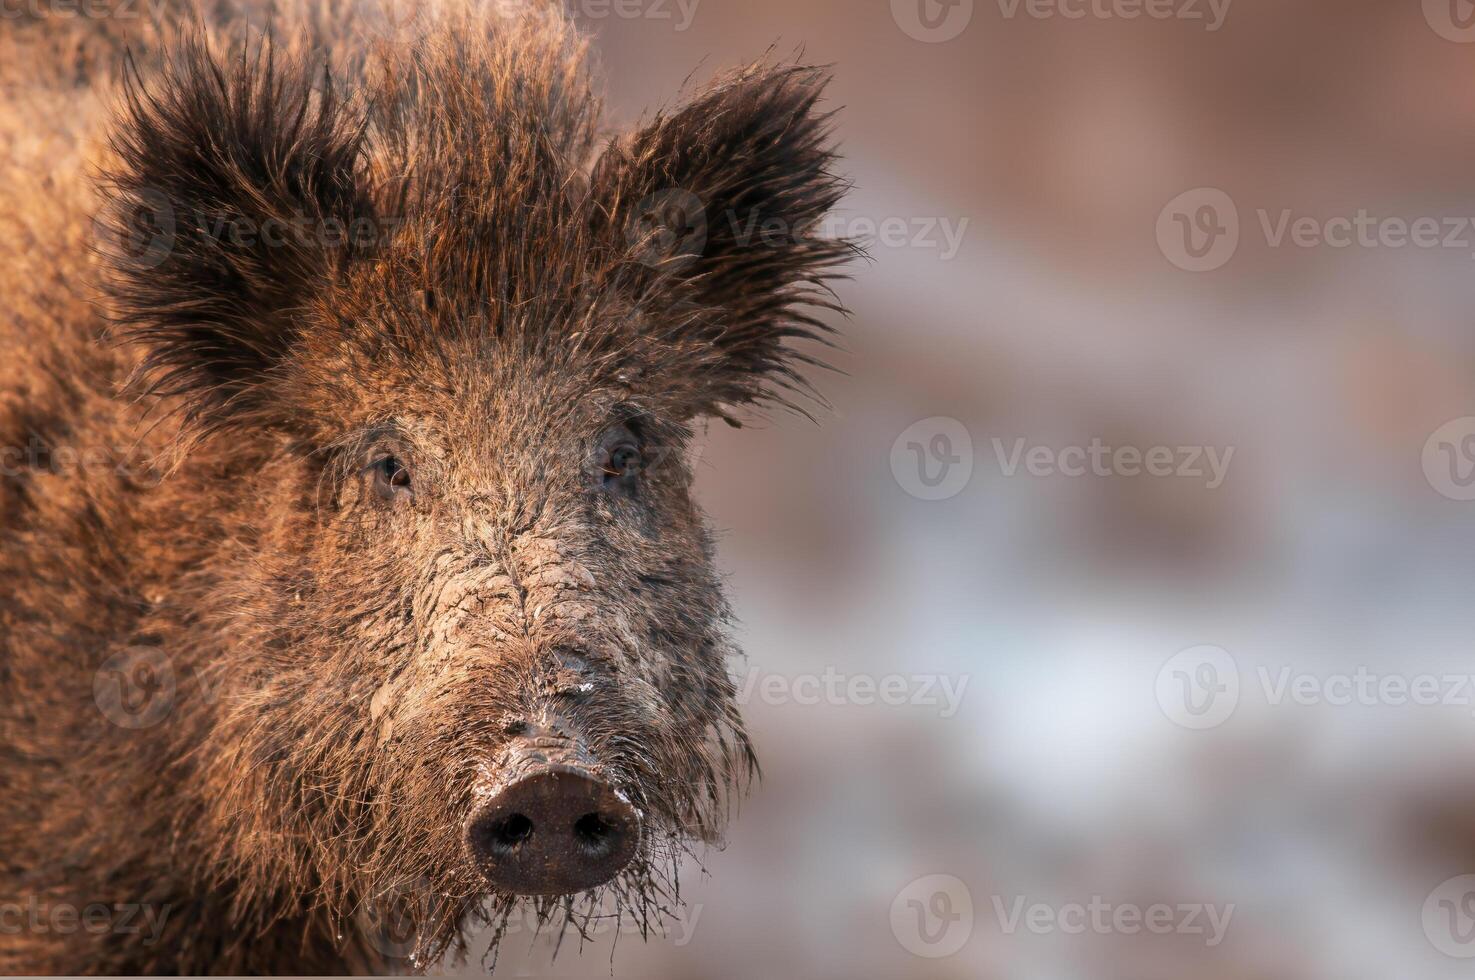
[101,6,850,966]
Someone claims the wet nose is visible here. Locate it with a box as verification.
[465,744,640,896]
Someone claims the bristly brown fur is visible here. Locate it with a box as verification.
[591,60,856,419]
[104,30,375,437]
[0,0,853,973]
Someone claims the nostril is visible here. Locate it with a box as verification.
[466,763,642,896]
[486,813,534,853]
[572,812,618,858]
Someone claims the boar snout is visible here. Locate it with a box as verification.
[465,734,641,896]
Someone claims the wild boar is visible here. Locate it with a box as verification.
[0,0,851,973]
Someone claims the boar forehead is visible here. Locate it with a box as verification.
[303,276,696,447]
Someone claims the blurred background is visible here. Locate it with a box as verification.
[458,0,1475,976]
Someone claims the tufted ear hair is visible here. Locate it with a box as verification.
[589,63,856,419]
[101,33,374,435]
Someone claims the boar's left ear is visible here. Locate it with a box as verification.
[102,35,372,435]
[590,63,855,418]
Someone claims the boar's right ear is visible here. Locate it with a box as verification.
[102,36,372,435]
[589,63,856,419]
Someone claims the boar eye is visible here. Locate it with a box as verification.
[599,428,643,492]
[370,455,413,500]
[608,445,641,477]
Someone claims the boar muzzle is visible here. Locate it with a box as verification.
[465,733,641,896]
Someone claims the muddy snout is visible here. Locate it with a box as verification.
[466,736,641,896]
